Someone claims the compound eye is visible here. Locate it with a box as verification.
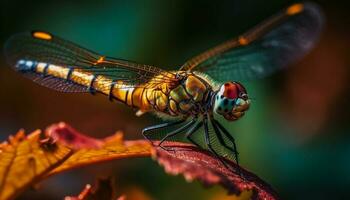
[239,92,248,100]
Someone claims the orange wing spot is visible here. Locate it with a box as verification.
[286,3,304,15]
[97,56,105,63]
[94,56,105,65]
[32,31,52,40]
[238,36,249,46]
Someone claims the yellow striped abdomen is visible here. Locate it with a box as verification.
[15,60,172,113]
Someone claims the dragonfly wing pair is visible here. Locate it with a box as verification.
[181,2,324,83]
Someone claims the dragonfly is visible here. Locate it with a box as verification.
[4,3,323,171]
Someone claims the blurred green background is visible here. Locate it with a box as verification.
[0,0,349,199]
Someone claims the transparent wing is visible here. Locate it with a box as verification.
[180,3,324,82]
[4,31,179,92]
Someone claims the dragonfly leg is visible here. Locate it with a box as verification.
[212,119,243,177]
[185,121,204,149]
[158,118,197,150]
[203,114,231,170]
[212,119,239,165]
[142,119,186,145]
[211,121,236,154]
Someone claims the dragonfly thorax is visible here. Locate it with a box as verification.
[165,73,213,116]
[213,81,250,121]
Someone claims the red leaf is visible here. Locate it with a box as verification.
[152,142,279,200]
[46,122,104,149]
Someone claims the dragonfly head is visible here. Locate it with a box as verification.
[213,81,250,121]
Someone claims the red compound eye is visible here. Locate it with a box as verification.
[223,82,247,99]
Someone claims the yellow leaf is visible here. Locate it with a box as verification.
[0,129,73,200]
[49,136,151,176]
